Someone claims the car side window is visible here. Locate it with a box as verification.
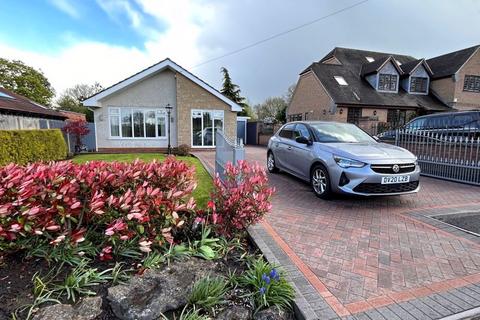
[407,118,425,129]
[279,124,295,140]
[294,124,311,140]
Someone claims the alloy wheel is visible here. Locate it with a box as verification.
[312,168,327,195]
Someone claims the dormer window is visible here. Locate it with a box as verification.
[365,57,375,63]
[378,74,397,91]
[334,76,348,86]
[410,77,428,93]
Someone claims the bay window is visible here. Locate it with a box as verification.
[191,110,224,147]
[109,107,167,138]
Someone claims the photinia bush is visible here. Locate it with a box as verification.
[210,160,274,238]
[0,157,197,260]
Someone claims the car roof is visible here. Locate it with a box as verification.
[413,110,480,120]
[284,120,349,126]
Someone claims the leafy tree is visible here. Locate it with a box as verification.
[56,83,103,122]
[254,97,288,123]
[284,83,296,105]
[0,57,55,106]
[62,120,90,152]
[220,67,252,117]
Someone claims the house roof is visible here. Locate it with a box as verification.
[0,87,66,120]
[360,55,403,76]
[427,45,480,79]
[399,58,433,76]
[302,47,450,111]
[83,58,243,112]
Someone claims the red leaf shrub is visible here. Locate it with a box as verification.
[210,160,274,238]
[0,157,197,259]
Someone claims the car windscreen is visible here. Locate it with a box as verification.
[310,123,376,143]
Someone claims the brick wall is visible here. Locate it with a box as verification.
[175,73,237,146]
[454,49,480,110]
[288,71,337,121]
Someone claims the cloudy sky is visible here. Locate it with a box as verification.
[0,0,479,104]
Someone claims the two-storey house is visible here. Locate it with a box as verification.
[288,45,480,133]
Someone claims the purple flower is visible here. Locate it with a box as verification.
[260,287,266,295]
[270,268,280,281]
[261,273,271,284]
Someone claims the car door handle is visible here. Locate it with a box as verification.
[287,146,292,150]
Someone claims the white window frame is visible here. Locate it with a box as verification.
[108,107,168,139]
[191,109,225,148]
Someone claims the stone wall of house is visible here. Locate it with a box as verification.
[94,69,177,150]
[287,71,339,121]
[454,49,480,110]
[175,73,236,147]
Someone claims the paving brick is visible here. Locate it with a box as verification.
[398,302,432,320]
[387,304,417,320]
[406,300,442,319]
[363,309,388,320]
[195,148,480,319]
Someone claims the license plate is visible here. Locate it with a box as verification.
[381,175,410,184]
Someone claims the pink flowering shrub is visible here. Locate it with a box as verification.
[0,158,197,260]
[210,160,274,238]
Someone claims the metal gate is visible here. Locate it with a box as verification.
[215,130,245,182]
[395,128,480,185]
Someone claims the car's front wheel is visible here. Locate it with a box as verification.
[311,164,332,199]
[267,151,279,173]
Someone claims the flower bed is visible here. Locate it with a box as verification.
[0,158,293,320]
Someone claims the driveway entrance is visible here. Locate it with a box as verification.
[194,146,480,319]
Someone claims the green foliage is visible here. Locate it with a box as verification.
[26,240,97,266]
[0,58,55,106]
[0,129,67,165]
[189,276,228,311]
[254,97,288,123]
[160,306,209,320]
[53,259,112,302]
[55,83,103,122]
[238,257,294,312]
[189,226,221,260]
[220,67,250,116]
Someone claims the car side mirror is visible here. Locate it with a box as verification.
[373,135,379,141]
[295,136,312,145]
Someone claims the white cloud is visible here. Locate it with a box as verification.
[48,0,81,19]
[0,0,217,100]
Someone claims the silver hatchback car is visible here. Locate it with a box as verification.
[267,121,420,199]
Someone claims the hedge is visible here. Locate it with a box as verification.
[0,129,67,165]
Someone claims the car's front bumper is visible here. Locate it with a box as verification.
[329,162,421,196]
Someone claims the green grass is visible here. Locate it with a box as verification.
[73,153,213,208]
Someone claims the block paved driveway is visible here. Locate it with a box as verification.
[194,146,480,318]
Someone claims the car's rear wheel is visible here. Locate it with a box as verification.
[311,164,332,199]
[267,151,279,173]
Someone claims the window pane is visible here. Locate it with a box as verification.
[157,111,166,137]
[121,109,132,137]
[110,116,120,137]
[192,114,202,146]
[213,118,223,146]
[146,111,156,137]
[203,111,213,146]
[133,110,145,137]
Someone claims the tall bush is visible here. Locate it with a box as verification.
[0,158,197,259]
[210,160,274,237]
[0,129,67,165]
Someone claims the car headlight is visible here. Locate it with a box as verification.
[333,155,366,168]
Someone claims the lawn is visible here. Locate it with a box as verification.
[73,153,213,208]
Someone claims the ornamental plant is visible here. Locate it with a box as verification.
[62,120,90,152]
[210,160,274,238]
[0,158,197,261]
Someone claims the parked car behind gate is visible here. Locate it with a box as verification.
[378,111,480,141]
[267,121,420,199]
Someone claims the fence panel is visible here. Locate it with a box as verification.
[395,127,480,185]
[215,130,244,182]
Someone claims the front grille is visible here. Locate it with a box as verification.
[353,181,419,194]
[370,163,416,174]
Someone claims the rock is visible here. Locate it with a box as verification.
[254,306,290,320]
[216,305,251,320]
[107,258,220,320]
[32,296,103,320]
